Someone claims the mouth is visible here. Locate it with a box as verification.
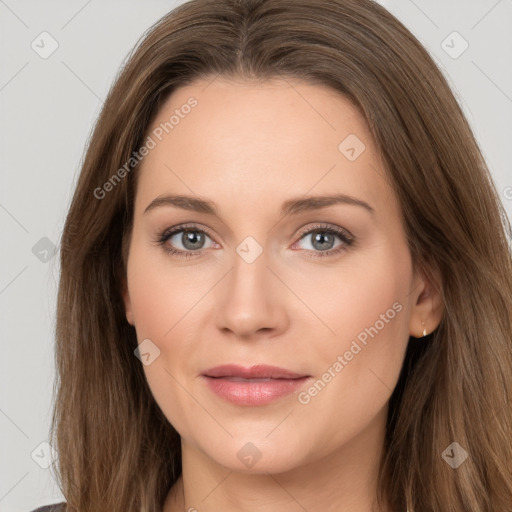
[201,364,312,406]
[202,364,308,379]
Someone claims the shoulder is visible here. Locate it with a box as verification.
[28,503,66,512]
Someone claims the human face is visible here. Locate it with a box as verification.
[123,76,426,474]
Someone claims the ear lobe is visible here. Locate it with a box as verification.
[408,268,444,338]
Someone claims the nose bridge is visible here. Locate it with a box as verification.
[229,235,273,305]
[214,233,286,336]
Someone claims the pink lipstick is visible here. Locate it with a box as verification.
[201,364,311,406]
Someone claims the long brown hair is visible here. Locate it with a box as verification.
[50,1,512,511]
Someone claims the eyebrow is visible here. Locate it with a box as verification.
[143,193,375,217]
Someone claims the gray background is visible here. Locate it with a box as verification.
[1,1,511,510]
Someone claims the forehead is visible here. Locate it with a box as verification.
[135,76,391,220]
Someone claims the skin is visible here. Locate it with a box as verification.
[122,76,444,512]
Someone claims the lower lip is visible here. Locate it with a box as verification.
[202,376,311,406]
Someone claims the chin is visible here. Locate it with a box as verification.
[196,429,311,475]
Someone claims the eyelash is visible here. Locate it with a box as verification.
[155,222,355,260]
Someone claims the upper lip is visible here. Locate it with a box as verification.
[202,364,309,379]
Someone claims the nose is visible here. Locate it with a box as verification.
[214,247,289,340]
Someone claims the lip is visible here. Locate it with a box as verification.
[201,364,311,406]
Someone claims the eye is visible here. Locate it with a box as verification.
[156,222,355,260]
[292,223,355,259]
[157,224,216,259]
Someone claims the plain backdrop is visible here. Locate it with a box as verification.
[1,1,511,510]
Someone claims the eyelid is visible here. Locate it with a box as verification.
[160,222,217,241]
[294,222,354,242]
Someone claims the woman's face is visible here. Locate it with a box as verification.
[123,76,439,474]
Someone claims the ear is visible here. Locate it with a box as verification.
[120,274,135,326]
[408,265,444,338]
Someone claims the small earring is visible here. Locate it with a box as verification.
[421,321,428,337]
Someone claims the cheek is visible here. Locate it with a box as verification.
[126,238,217,365]
[127,245,204,434]
[291,245,411,360]
[126,237,194,337]
[292,245,412,417]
